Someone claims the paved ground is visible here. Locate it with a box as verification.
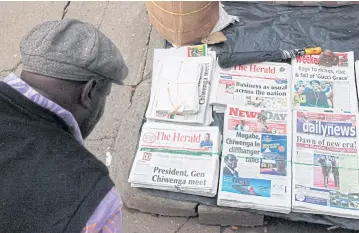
[0,2,356,233]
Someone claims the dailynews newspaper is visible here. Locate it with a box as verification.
[217,105,292,213]
[292,110,359,219]
[210,62,291,109]
[128,122,220,197]
[292,51,357,113]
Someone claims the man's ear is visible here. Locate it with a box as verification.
[80,79,98,109]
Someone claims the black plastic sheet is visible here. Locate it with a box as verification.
[140,2,359,230]
[212,2,359,59]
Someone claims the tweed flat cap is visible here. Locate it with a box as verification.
[20,19,128,84]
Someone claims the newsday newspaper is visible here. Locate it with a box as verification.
[292,110,359,219]
[217,105,292,213]
[128,122,220,197]
[292,51,357,113]
[209,62,291,110]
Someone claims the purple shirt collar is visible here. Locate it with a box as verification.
[3,73,84,145]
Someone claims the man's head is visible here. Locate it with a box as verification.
[204,133,210,142]
[224,154,238,170]
[241,120,246,126]
[20,19,128,138]
[296,80,305,93]
[310,80,321,92]
[303,111,309,120]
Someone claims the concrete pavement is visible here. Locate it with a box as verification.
[0,2,356,233]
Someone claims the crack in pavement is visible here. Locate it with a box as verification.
[125,71,152,109]
[0,60,22,74]
[174,217,191,233]
[128,25,153,108]
[61,1,71,19]
[85,135,116,142]
[97,1,110,29]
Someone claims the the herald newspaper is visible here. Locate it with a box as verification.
[145,46,215,126]
[292,51,357,113]
[292,110,359,219]
[217,105,292,213]
[209,62,291,109]
[128,122,221,197]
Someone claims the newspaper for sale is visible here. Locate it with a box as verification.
[217,105,292,214]
[155,59,202,115]
[128,122,221,197]
[292,110,359,219]
[146,45,215,125]
[210,62,291,113]
[292,51,357,113]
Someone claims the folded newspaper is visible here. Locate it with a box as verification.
[128,122,221,197]
[146,45,215,125]
[155,59,202,115]
[217,105,292,214]
[292,110,359,219]
[209,62,291,112]
[292,51,357,113]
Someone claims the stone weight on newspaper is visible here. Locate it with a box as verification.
[198,204,264,227]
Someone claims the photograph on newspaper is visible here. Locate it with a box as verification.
[218,105,292,213]
[209,62,291,109]
[293,80,333,108]
[292,51,357,113]
[292,110,359,216]
[313,154,340,190]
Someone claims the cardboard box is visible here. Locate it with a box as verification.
[146,1,219,47]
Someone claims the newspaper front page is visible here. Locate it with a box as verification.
[145,46,215,125]
[217,105,292,213]
[128,122,220,197]
[292,51,357,113]
[210,62,291,109]
[292,110,359,218]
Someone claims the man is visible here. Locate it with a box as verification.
[297,111,310,132]
[293,80,308,106]
[200,133,213,149]
[223,154,239,177]
[330,157,340,187]
[0,19,128,233]
[318,155,332,188]
[306,80,330,108]
[235,120,249,131]
[257,110,268,133]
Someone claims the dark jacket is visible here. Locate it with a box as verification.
[223,166,239,177]
[0,82,113,233]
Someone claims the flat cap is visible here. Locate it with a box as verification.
[20,19,128,84]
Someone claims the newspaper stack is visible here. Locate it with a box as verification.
[128,122,221,197]
[217,105,292,213]
[146,45,215,125]
[292,110,359,219]
[292,51,357,113]
[209,62,292,113]
[155,60,202,115]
